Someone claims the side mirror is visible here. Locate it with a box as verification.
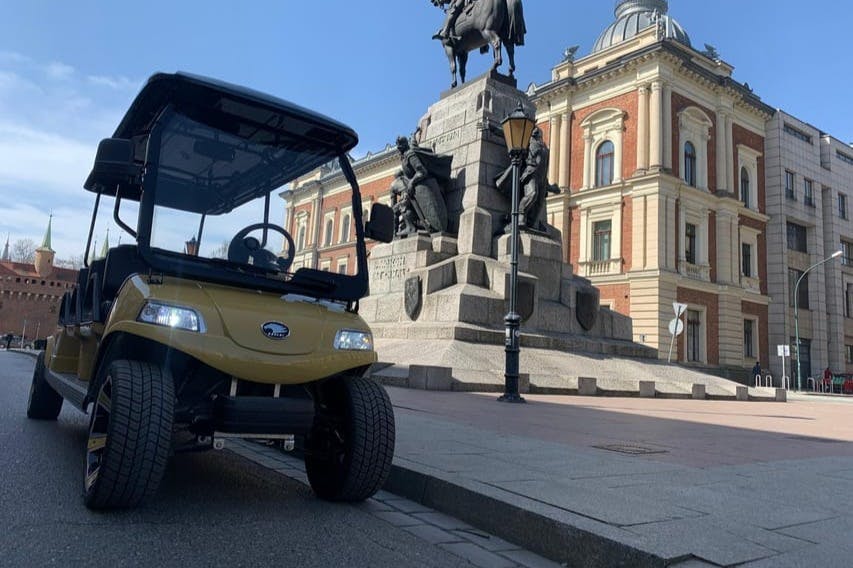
[364,203,395,243]
[84,138,140,192]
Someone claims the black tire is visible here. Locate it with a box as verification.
[83,360,174,510]
[26,352,63,420]
[305,376,395,502]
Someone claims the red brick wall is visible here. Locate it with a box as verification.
[670,93,718,192]
[0,263,77,342]
[676,287,720,365]
[597,283,631,316]
[621,197,633,271]
[538,121,551,147]
[732,124,766,213]
[568,206,581,267]
[742,300,769,367]
[570,91,638,190]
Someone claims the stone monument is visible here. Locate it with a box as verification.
[360,71,646,356]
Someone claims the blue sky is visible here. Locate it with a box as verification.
[0,0,850,260]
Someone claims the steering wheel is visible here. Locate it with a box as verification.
[227,223,295,273]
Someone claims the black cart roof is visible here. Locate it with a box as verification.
[84,72,359,204]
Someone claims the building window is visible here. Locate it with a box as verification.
[592,220,612,261]
[744,319,755,358]
[337,259,348,274]
[785,170,796,200]
[846,283,853,318]
[340,214,351,243]
[837,150,853,166]
[847,345,853,363]
[595,141,614,187]
[296,225,306,251]
[804,179,814,207]
[324,219,334,247]
[786,222,807,253]
[684,142,697,187]
[788,268,809,309]
[740,167,750,207]
[783,123,813,144]
[843,241,853,266]
[686,309,702,362]
[685,223,697,264]
[742,243,752,277]
[839,193,848,220]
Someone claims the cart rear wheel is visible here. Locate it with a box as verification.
[305,377,395,502]
[84,359,174,510]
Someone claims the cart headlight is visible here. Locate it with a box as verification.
[138,302,206,333]
[334,329,373,351]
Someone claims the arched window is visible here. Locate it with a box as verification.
[297,225,306,251]
[341,214,351,243]
[324,219,333,247]
[595,141,615,187]
[684,142,697,187]
[740,167,750,207]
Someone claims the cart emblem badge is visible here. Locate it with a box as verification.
[261,321,290,340]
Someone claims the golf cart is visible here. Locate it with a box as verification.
[26,72,397,509]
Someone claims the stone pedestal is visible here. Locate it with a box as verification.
[361,72,643,355]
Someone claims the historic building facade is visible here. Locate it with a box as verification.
[531,0,773,371]
[0,218,78,345]
[282,0,853,378]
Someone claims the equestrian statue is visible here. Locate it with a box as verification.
[431,0,526,89]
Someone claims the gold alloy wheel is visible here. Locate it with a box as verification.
[85,375,112,491]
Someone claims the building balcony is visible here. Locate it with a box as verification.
[679,260,711,282]
[580,258,622,277]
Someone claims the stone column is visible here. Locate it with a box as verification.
[715,209,736,285]
[715,110,727,192]
[582,134,593,189]
[725,115,734,194]
[636,85,649,173]
[613,126,624,184]
[649,81,663,171]
[663,83,672,171]
[559,113,571,189]
[549,115,561,184]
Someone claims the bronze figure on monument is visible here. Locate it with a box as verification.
[389,136,453,238]
[495,127,560,233]
[430,0,526,88]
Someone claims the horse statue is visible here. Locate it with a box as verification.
[431,0,526,89]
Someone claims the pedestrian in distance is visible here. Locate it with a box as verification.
[752,361,761,383]
[4,333,13,350]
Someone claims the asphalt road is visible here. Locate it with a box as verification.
[0,350,470,568]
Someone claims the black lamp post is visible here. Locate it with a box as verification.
[498,102,535,404]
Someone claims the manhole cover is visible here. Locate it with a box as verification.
[592,443,668,455]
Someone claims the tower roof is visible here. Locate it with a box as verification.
[592,0,691,54]
[1,234,9,262]
[100,229,110,259]
[39,214,53,251]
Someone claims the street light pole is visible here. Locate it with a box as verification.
[794,249,842,390]
[498,103,535,404]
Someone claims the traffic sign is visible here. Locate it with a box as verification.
[668,318,684,336]
[673,302,688,317]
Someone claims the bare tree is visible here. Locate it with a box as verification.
[55,255,84,270]
[209,241,229,259]
[11,238,36,263]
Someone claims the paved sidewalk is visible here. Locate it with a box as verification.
[383,388,853,567]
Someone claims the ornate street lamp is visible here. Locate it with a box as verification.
[794,249,842,390]
[498,103,535,404]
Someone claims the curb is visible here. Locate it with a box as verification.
[383,463,680,568]
[7,349,39,359]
